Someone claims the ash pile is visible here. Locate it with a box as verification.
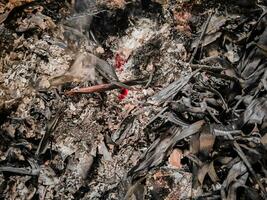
[0,0,267,199]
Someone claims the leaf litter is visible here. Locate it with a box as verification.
[0,0,267,199]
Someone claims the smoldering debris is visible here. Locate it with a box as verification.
[0,0,267,199]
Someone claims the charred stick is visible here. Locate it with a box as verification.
[35,106,63,157]
[65,78,147,95]
[0,166,40,176]
[190,64,223,72]
[178,61,223,72]
[232,140,266,195]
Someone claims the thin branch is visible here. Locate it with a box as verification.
[65,78,147,95]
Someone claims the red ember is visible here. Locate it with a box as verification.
[115,53,126,69]
[118,88,129,100]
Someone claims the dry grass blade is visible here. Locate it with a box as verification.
[129,120,205,177]
[189,10,214,65]
[227,132,266,195]
[35,106,64,157]
[150,69,201,105]
[0,166,40,175]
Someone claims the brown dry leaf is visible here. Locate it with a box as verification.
[174,11,191,24]
[129,120,204,176]
[16,12,56,32]
[110,0,126,8]
[146,169,192,200]
[224,161,247,189]
[191,15,228,48]
[0,97,20,124]
[152,0,168,5]
[173,11,192,35]
[168,148,183,169]
[208,161,219,182]
[261,132,267,146]
[9,0,33,7]
[98,141,113,161]
[199,131,215,155]
[0,12,9,24]
[190,133,200,154]
[0,3,5,13]
[206,15,227,35]
[197,163,209,186]
[153,170,164,180]
[48,52,96,87]
[77,153,94,179]
[0,0,34,24]
[99,0,126,9]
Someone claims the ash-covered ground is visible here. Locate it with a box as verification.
[1,0,267,199]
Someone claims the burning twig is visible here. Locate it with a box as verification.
[65,78,147,95]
